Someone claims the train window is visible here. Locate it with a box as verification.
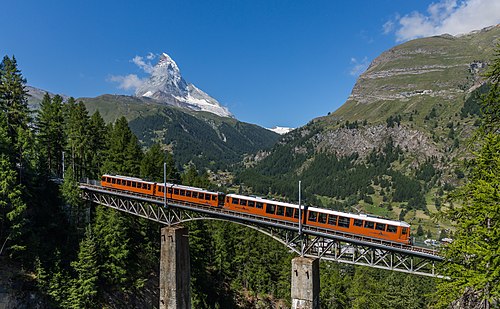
[112,178,116,184]
[354,219,363,227]
[232,198,239,204]
[318,213,327,224]
[142,183,146,189]
[240,199,247,206]
[293,209,299,219]
[159,187,163,193]
[148,184,151,190]
[186,191,192,197]
[376,223,386,231]
[117,179,121,185]
[205,194,211,201]
[338,217,350,228]
[276,206,285,216]
[328,215,337,226]
[285,207,294,217]
[174,189,179,195]
[248,201,255,207]
[402,227,408,235]
[364,221,375,229]
[212,195,217,200]
[256,202,263,209]
[168,188,173,194]
[106,177,110,182]
[132,182,137,188]
[180,190,186,196]
[192,192,198,198]
[308,211,317,222]
[387,225,397,233]
[266,204,276,214]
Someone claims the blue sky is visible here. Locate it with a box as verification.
[1,0,499,128]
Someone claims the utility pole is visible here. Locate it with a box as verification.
[164,162,167,210]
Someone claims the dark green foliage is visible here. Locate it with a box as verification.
[434,45,500,308]
[386,114,401,128]
[87,111,107,179]
[36,93,65,177]
[425,107,437,120]
[102,116,143,175]
[0,55,30,158]
[416,159,437,182]
[417,224,424,237]
[69,226,99,308]
[461,83,488,118]
[0,152,27,256]
[140,143,179,182]
[128,109,279,170]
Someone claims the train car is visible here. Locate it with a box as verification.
[101,174,155,195]
[225,193,305,223]
[154,182,223,207]
[304,206,411,244]
[225,193,411,244]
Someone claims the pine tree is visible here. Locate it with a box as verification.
[0,152,27,256]
[64,98,92,179]
[87,110,107,178]
[0,55,30,158]
[435,45,500,307]
[93,205,130,288]
[69,226,99,308]
[102,116,142,176]
[36,93,65,177]
[140,143,178,182]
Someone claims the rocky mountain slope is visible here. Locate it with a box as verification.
[332,25,499,123]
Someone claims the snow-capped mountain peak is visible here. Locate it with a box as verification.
[135,53,233,118]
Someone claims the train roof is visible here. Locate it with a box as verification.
[158,182,220,194]
[226,193,410,228]
[103,174,156,184]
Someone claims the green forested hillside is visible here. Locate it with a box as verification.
[82,94,280,170]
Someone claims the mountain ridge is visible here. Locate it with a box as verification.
[135,53,233,118]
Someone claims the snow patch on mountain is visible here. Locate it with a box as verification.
[268,126,294,135]
[135,53,233,118]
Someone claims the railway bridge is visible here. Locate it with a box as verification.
[79,179,443,309]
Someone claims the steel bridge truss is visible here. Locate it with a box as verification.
[80,184,442,277]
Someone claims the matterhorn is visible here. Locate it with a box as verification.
[135,53,233,118]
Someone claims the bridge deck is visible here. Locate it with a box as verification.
[79,182,442,262]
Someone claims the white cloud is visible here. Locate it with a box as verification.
[108,74,146,91]
[108,52,158,91]
[350,57,370,76]
[132,55,155,74]
[386,0,500,42]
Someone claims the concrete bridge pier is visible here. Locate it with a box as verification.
[160,226,191,309]
[291,257,320,309]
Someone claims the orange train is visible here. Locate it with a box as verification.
[101,174,412,245]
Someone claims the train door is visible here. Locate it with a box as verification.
[217,193,225,207]
[400,227,410,244]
